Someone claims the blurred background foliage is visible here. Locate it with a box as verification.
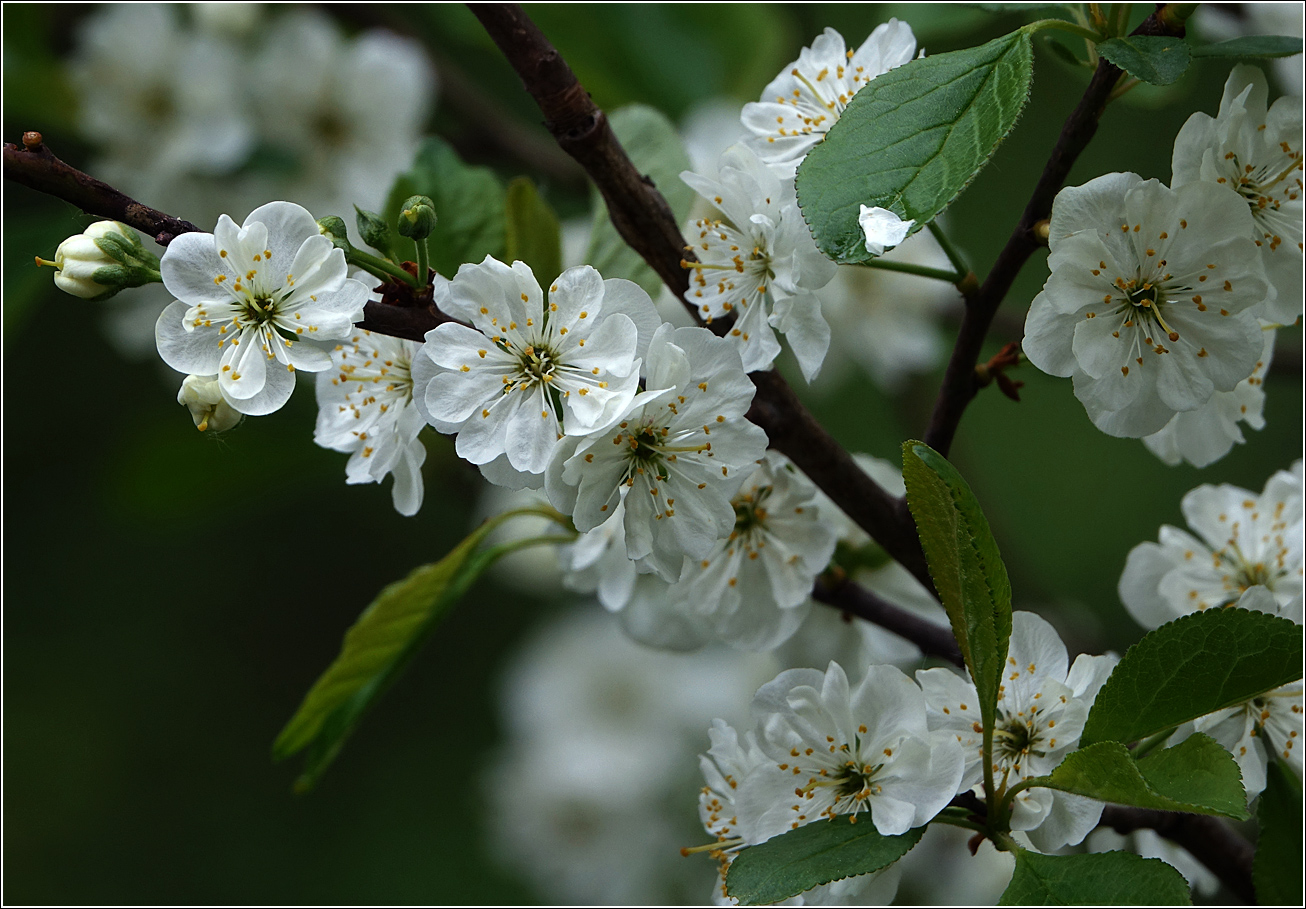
[3,3,1301,904]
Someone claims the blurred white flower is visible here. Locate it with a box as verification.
[816,232,959,392]
[250,10,436,215]
[485,608,773,904]
[1085,827,1218,898]
[70,5,254,197]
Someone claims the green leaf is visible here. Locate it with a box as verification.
[1080,608,1303,747]
[584,104,694,296]
[1192,36,1305,60]
[384,137,506,279]
[796,30,1034,264]
[901,441,1012,746]
[503,177,563,283]
[1096,36,1192,86]
[1254,760,1303,905]
[273,511,562,791]
[1029,736,1248,819]
[1000,849,1192,905]
[724,816,925,906]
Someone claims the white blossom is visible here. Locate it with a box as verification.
[1119,462,1304,628]
[1142,326,1276,468]
[1192,681,1304,797]
[737,662,964,839]
[696,719,902,906]
[741,21,917,179]
[418,258,659,481]
[681,144,837,380]
[858,205,914,257]
[1172,63,1303,325]
[155,201,368,415]
[315,330,427,516]
[1023,173,1271,437]
[547,323,769,581]
[176,374,241,433]
[663,453,836,652]
[815,234,958,391]
[917,612,1117,852]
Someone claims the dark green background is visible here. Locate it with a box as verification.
[4,4,1301,903]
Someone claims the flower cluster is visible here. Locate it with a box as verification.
[672,22,920,384]
[1120,462,1304,796]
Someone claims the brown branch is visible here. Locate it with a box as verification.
[1099,806,1255,903]
[922,8,1187,457]
[466,2,932,588]
[4,134,200,246]
[812,575,964,668]
[467,3,694,298]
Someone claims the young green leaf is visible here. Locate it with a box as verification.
[1191,35,1304,59]
[1254,760,1303,905]
[999,849,1192,905]
[273,511,566,792]
[724,816,925,906]
[796,30,1033,264]
[1027,736,1248,819]
[901,441,1012,750]
[504,177,563,284]
[1079,608,1303,747]
[584,104,694,296]
[1096,36,1192,85]
[385,137,506,278]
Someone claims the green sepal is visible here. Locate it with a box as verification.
[354,206,398,260]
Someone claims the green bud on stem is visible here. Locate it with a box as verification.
[397,194,437,240]
[354,206,398,260]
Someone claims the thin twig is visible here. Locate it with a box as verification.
[811,575,964,668]
[922,8,1186,457]
[4,135,199,246]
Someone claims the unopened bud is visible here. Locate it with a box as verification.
[397,194,437,239]
[355,206,398,259]
[37,220,160,300]
[177,375,242,433]
[316,216,354,252]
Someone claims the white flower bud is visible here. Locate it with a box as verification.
[177,375,242,433]
[38,221,159,300]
